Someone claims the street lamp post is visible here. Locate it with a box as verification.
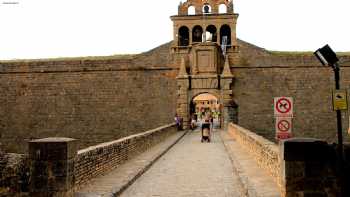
[314,44,345,196]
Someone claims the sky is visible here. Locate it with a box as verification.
[0,0,349,60]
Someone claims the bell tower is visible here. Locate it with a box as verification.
[171,0,239,129]
[171,0,239,58]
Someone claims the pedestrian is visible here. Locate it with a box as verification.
[174,114,181,131]
[201,119,211,143]
[190,114,196,130]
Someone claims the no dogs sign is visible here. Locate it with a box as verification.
[274,97,293,117]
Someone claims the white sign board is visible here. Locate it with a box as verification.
[275,117,292,140]
[274,97,293,117]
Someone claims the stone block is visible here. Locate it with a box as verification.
[29,138,77,196]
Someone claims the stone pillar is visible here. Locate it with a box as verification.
[174,24,178,47]
[176,78,189,130]
[176,57,189,130]
[29,138,77,197]
[221,56,234,129]
[189,27,193,46]
[280,138,339,197]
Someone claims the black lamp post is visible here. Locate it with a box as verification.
[314,44,345,196]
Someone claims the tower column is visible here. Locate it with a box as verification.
[189,26,193,45]
[176,58,190,129]
[230,24,237,47]
[174,25,179,47]
[176,78,189,129]
[220,56,235,128]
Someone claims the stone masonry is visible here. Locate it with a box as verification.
[0,54,177,153]
[0,0,350,154]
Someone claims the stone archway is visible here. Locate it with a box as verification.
[190,92,222,127]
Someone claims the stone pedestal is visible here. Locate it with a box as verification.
[29,137,77,197]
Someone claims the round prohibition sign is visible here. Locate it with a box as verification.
[276,98,292,114]
[277,120,290,132]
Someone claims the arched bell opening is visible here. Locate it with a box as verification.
[219,4,227,14]
[178,26,190,46]
[202,4,212,14]
[192,25,203,43]
[220,24,231,46]
[188,5,196,15]
[205,25,217,42]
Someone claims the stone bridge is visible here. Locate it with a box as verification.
[2,121,349,197]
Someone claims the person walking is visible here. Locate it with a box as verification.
[201,119,211,143]
[175,114,181,131]
[190,114,196,130]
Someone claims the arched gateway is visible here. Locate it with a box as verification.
[171,0,239,129]
[175,43,236,129]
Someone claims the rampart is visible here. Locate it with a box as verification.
[233,39,350,143]
[1,39,350,153]
[0,43,178,153]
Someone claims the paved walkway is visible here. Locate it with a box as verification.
[121,129,245,197]
[221,131,280,197]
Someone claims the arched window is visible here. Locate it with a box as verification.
[219,4,227,13]
[192,25,203,43]
[206,25,217,42]
[178,26,189,46]
[220,24,231,46]
[202,4,211,14]
[188,5,195,15]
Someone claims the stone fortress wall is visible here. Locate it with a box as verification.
[234,40,350,142]
[0,43,177,153]
[1,39,350,153]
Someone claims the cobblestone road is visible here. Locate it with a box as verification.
[121,128,245,197]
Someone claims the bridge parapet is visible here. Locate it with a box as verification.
[227,123,350,196]
[0,123,177,196]
[227,123,281,189]
[74,123,177,188]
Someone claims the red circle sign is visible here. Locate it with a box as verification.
[276,98,292,114]
[278,120,290,132]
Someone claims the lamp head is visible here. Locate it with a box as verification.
[314,44,339,66]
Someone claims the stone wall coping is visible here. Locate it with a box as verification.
[282,137,322,142]
[77,123,176,155]
[29,137,76,143]
[230,123,279,153]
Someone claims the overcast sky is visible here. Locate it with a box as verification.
[0,0,349,60]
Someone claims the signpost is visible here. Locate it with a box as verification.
[274,97,293,140]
